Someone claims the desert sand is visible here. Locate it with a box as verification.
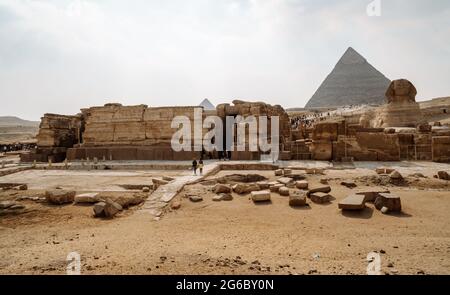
[1,164,449,275]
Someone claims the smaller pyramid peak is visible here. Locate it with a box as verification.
[199,98,215,110]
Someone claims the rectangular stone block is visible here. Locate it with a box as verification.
[338,194,366,210]
[310,192,331,204]
[355,190,390,202]
[251,190,271,202]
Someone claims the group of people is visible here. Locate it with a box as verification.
[290,104,368,130]
[191,158,204,175]
[0,143,36,154]
[290,112,332,129]
[192,151,231,175]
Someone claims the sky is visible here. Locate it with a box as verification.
[0,0,449,120]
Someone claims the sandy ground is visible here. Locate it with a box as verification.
[0,165,449,275]
[0,170,185,191]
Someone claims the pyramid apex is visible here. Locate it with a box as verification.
[305,47,391,108]
[339,47,366,65]
[199,98,215,110]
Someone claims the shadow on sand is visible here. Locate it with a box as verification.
[341,206,374,219]
[289,204,312,210]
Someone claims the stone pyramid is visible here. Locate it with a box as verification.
[305,47,391,108]
[199,98,215,110]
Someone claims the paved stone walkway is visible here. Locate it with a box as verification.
[140,163,220,218]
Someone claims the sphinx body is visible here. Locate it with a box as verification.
[369,79,425,128]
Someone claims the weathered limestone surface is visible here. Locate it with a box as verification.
[432,136,450,163]
[82,104,202,146]
[22,114,82,162]
[36,114,82,147]
[216,100,291,160]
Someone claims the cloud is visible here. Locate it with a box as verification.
[0,0,449,120]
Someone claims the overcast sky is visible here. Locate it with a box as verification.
[0,0,449,120]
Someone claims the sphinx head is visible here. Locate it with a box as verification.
[385,79,417,103]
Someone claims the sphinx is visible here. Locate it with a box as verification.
[362,79,425,128]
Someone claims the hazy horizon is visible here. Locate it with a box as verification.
[1,0,449,121]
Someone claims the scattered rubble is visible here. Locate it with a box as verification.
[274,169,283,176]
[170,201,181,210]
[355,190,390,202]
[320,178,329,185]
[256,181,270,190]
[213,193,233,202]
[74,193,99,204]
[277,177,294,186]
[0,200,15,209]
[45,190,76,205]
[189,195,203,202]
[93,199,123,218]
[389,171,405,185]
[214,184,232,194]
[307,186,331,197]
[232,183,260,194]
[376,168,395,175]
[269,183,284,193]
[340,181,357,189]
[217,174,267,184]
[437,171,450,180]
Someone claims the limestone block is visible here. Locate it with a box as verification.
[355,190,390,202]
[374,193,402,212]
[296,180,309,190]
[279,187,290,196]
[45,190,76,205]
[338,194,366,210]
[310,192,332,204]
[289,191,307,207]
[251,191,271,202]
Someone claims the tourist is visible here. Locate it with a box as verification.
[192,159,198,175]
[198,159,204,175]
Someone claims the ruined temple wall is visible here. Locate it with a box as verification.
[81,105,209,146]
[20,114,82,163]
[36,114,82,148]
[432,136,450,163]
[308,120,439,161]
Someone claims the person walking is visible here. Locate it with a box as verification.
[198,159,204,175]
[192,158,198,175]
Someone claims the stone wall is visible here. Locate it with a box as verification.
[432,136,450,162]
[81,104,204,146]
[216,100,292,160]
[36,114,81,148]
[21,114,81,163]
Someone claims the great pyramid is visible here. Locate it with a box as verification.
[305,47,391,108]
[199,98,215,110]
